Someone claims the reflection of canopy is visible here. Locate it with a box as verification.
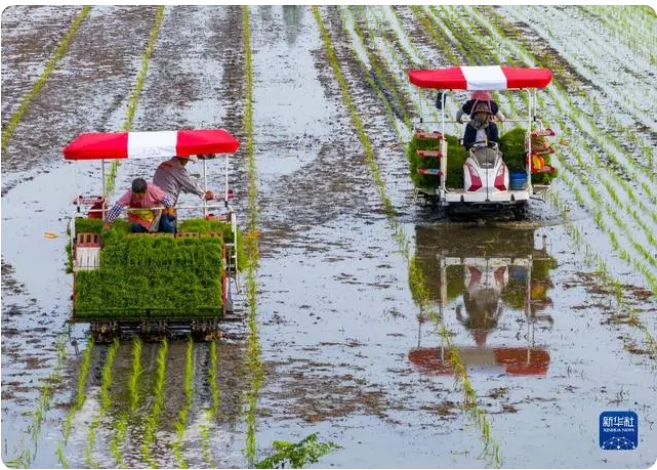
[408,66,553,90]
[63,129,240,160]
[409,346,550,376]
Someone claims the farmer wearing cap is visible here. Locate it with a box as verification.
[456,90,506,124]
[104,178,175,233]
[153,156,215,205]
[462,101,500,151]
[153,155,215,225]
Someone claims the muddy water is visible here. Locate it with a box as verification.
[413,224,657,467]
[2,5,657,469]
[1,6,83,121]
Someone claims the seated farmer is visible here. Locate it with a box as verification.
[153,155,214,206]
[462,101,500,151]
[103,178,175,233]
[456,90,506,123]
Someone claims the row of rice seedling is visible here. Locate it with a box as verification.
[340,7,413,134]
[350,7,413,125]
[109,337,143,468]
[171,338,194,469]
[84,338,119,468]
[372,7,460,123]
[56,338,95,468]
[242,6,264,466]
[5,335,68,468]
[314,7,502,466]
[1,6,92,152]
[198,340,220,467]
[359,6,461,129]
[502,7,656,135]
[445,6,657,288]
[106,5,165,195]
[474,5,657,199]
[551,114,657,257]
[140,339,169,467]
[579,7,656,67]
[547,192,657,359]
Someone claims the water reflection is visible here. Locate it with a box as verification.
[410,225,556,376]
[282,5,304,45]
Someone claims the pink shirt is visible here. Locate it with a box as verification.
[106,184,173,230]
[116,183,167,208]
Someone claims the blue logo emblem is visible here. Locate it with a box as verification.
[599,411,638,450]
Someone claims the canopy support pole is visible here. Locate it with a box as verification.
[225,153,229,205]
[101,159,106,220]
[526,89,532,196]
[203,158,208,218]
[440,91,447,201]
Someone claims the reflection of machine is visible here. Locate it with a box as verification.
[410,225,555,376]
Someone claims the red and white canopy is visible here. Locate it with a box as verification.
[63,129,240,160]
[408,66,552,90]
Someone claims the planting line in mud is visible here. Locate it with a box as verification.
[439,6,657,290]
[339,7,410,138]
[105,5,165,195]
[84,338,120,468]
[357,5,462,128]
[109,337,143,468]
[171,338,194,469]
[242,6,264,466]
[369,6,461,124]
[546,191,657,360]
[140,339,169,467]
[362,7,436,120]
[199,340,220,468]
[55,338,95,468]
[4,335,68,468]
[0,6,91,152]
[315,7,502,467]
[351,6,416,126]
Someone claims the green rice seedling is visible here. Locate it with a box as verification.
[84,338,119,468]
[255,433,341,469]
[1,6,92,151]
[350,7,413,126]
[14,333,70,468]
[5,448,31,469]
[243,6,266,466]
[55,338,94,467]
[141,339,169,468]
[199,422,213,467]
[74,218,226,319]
[110,338,142,468]
[170,337,194,468]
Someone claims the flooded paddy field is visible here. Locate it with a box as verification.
[1,6,656,469]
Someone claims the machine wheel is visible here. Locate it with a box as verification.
[512,202,528,221]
